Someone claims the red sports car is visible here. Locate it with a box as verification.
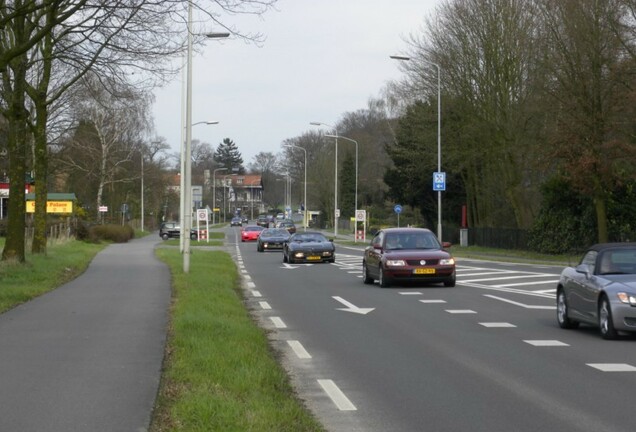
[241,225,265,242]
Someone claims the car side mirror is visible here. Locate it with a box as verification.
[575,264,591,278]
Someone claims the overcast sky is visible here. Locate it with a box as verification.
[151,0,439,166]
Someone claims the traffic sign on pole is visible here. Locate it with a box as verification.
[433,172,446,191]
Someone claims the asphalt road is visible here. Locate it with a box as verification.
[0,235,171,432]
[231,227,636,432]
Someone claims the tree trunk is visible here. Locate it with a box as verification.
[593,195,608,243]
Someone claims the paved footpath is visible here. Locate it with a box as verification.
[0,235,171,432]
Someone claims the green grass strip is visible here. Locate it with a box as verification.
[152,249,324,432]
[0,240,105,313]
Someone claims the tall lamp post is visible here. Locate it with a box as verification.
[325,135,357,241]
[182,0,229,273]
[310,121,338,237]
[212,167,227,224]
[283,144,307,230]
[390,55,442,241]
[222,173,236,222]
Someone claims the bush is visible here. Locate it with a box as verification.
[87,224,135,243]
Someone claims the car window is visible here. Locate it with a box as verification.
[598,249,636,275]
[372,232,382,248]
[581,251,597,274]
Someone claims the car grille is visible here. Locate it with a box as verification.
[406,259,440,266]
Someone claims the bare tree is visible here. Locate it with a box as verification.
[538,0,635,243]
[1,0,278,262]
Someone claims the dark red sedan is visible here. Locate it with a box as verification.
[362,228,456,288]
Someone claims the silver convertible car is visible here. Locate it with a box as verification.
[556,243,636,339]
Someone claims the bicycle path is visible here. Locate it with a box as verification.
[0,234,171,432]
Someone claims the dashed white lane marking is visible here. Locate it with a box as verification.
[251,290,262,297]
[587,363,636,372]
[446,309,477,314]
[317,379,357,411]
[287,340,312,359]
[246,282,256,289]
[400,292,422,295]
[419,299,447,304]
[524,340,569,347]
[479,322,517,328]
[463,274,556,283]
[243,274,252,280]
[270,317,287,328]
[259,301,271,310]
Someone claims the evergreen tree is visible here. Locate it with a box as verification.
[214,138,245,174]
[339,152,356,218]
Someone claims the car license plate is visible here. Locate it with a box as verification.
[307,256,321,261]
[414,268,435,274]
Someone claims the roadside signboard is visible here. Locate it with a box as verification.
[433,172,446,191]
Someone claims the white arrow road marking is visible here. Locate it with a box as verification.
[332,296,375,315]
[485,294,555,310]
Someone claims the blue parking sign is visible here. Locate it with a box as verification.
[433,172,446,191]
[394,204,402,214]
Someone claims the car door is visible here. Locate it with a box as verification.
[365,231,384,279]
[567,250,597,322]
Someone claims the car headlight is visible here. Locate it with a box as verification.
[322,251,333,256]
[439,258,455,265]
[386,259,406,266]
[617,292,636,306]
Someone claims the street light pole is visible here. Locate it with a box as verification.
[212,167,227,224]
[283,144,307,230]
[326,135,357,241]
[182,2,229,272]
[310,121,338,237]
[390,55,442,241]
[140,153,144,232]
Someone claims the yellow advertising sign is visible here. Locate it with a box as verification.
[26,200,73,214]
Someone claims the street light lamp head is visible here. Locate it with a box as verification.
[390,55,411,61]
[205,32,231,39]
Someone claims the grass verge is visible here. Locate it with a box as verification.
[151,248,325,432]
[0,239,106,313]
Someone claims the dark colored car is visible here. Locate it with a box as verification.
[362,228,455,288]
[230,216,242,227]
[276,219,296,234]
[283,231,335,263]
[257,228,291,252]
[557,242,636,339]
[256,215,270,228]
[241,216,249,225]
[159,221,198,241]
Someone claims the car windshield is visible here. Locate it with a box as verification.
[245,227,263,232]
[292,234,327,243]
[263,229,288,237]
[385,233,440,250]
[598,248,636,275]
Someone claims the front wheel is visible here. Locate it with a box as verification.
[599,296,618,340]
[362,262,374,285]
[283,252,288,263]
[443,276,456,287]
[556,289,579,329]
[378,267,391,288]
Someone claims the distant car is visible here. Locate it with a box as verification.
[276,220,296,234]
[362,228,456,288]
[256,215,270,228]
[283,231,335,264]
[241,216,249,224]
[556,242,636,339]
[241,225,265,242]
[257,228,291,252]
[230,217,242,227]
[159,221,198,241]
